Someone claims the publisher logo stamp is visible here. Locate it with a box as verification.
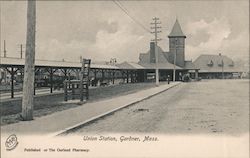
[5,134,18,151]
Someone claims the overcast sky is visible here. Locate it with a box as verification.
[1,0,249,63]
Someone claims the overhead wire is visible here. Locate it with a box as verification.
[113,0,151,33]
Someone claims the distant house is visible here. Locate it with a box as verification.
[193,54,244,79]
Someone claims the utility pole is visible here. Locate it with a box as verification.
[173,38,177,82]
[3,40,6,57]
[22,0,36,121]
[20,44,23,59]
[150,17,161,86]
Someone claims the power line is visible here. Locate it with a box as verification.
[4,40,7,57]
[113,1,151,33]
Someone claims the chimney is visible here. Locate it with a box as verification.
[150,42,155,63]
[80,55,83,63]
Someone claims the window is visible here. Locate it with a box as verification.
[207,60,213,66]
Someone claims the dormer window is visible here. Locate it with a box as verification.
[229,61,234,67]
[207,60,213,66]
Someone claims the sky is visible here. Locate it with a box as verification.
[0,0,249,63]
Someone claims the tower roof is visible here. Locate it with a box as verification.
[168,19,186,37]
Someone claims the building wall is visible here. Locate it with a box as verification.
[198,72,240,79]
[169,37,185,67]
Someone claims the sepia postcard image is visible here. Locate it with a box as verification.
[0,0,249,157]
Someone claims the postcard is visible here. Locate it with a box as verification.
[1,0,249,157]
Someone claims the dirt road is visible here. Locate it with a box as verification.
[73,79,249,135]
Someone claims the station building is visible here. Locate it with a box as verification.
[193,54,244,79]
[118,19,199,82]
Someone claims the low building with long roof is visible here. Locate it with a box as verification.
[193,54,244,79]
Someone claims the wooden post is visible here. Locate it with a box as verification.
[126,70,129,83]
[49,68,53,93]
[20,44,23,59]
[144,70,146,82]
[64,81,68,101]
[112,70,115,84]
[135,71,137,83]
[68,72,71,89]
[34,68,39,95]
[33,82,36,95]
[22,0,36,121]
[80,60,84,101]
[11,67,14,98]
[72,83,75,100]
[121,70,124,83]
[102,69,105,81]
[20,68,24,84]
[3,40,7,57]
[109,70,111,83]
[62,68,67,80]
[94,69,97,79]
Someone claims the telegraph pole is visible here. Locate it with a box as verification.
[150,17,161,86]
[173,38,177,82]
[3,40,6,57]
[22,0,36,121]
[20,44,23,59]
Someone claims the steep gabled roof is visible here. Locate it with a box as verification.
[138,45,183,70]
[168,19,186,37]
[138,46,169,64]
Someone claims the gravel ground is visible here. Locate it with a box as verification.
[1,82,155,126]
[72,79,249,135]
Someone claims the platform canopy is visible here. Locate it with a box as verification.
[0,57,119,70]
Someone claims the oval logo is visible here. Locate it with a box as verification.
[5,134,18,151]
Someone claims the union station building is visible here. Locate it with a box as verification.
[118,19,199,82]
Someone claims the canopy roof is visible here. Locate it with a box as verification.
[0,57,119,69]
